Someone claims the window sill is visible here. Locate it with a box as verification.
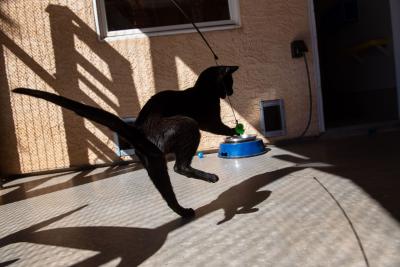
[100,24,241,42]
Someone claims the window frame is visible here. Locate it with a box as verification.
[114,117,136,157]
[93,0,241,41]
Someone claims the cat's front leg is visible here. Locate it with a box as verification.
[202,122,236,136]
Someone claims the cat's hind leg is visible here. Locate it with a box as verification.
[135,149,195,218]
[159,116,219,183]
[174,155,219,183]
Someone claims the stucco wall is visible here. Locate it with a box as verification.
[0,0,319,175]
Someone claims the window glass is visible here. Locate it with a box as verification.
[104,0,231,31]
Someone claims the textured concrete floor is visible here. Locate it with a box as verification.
[1,132,400,267]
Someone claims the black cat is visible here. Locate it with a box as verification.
[13,65,239,218]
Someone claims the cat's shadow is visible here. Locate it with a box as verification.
[0,164,304,267]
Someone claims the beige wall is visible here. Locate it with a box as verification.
[0,0,319,175]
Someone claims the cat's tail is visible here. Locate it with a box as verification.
[12,88,162,156]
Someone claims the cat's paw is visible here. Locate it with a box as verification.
[180,208,195,218]
[208,174,219,183]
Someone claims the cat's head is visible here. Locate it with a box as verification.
[195,66,239,99]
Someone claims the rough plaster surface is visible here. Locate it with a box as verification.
[0,0,319,174]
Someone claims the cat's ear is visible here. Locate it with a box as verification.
[226,66,239,74]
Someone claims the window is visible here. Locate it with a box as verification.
[94,0,240,40]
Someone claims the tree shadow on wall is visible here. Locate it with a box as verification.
[2,5,142,174]
[45,5,141,166]
[0,10,20,176]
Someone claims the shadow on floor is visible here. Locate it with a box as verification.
[0,164,305,266]
[0,164,142,205]
[275,130,400,222]
[3,130,397,266]
[0,259,19,267]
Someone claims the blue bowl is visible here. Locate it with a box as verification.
[218,139,266,159]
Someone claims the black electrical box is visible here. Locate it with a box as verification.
[291,40,308,58]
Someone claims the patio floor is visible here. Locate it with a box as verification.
[1,131,400,267]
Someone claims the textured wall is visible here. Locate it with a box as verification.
[0,0,319,175]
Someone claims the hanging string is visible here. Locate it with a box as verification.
[170,0,219,65]
[169,0,239,127]
[226,87,238,124]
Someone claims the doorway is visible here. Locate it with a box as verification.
[313,0,399,129]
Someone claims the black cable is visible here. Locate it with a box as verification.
[299,53,313,138]
[313,177,370,267]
